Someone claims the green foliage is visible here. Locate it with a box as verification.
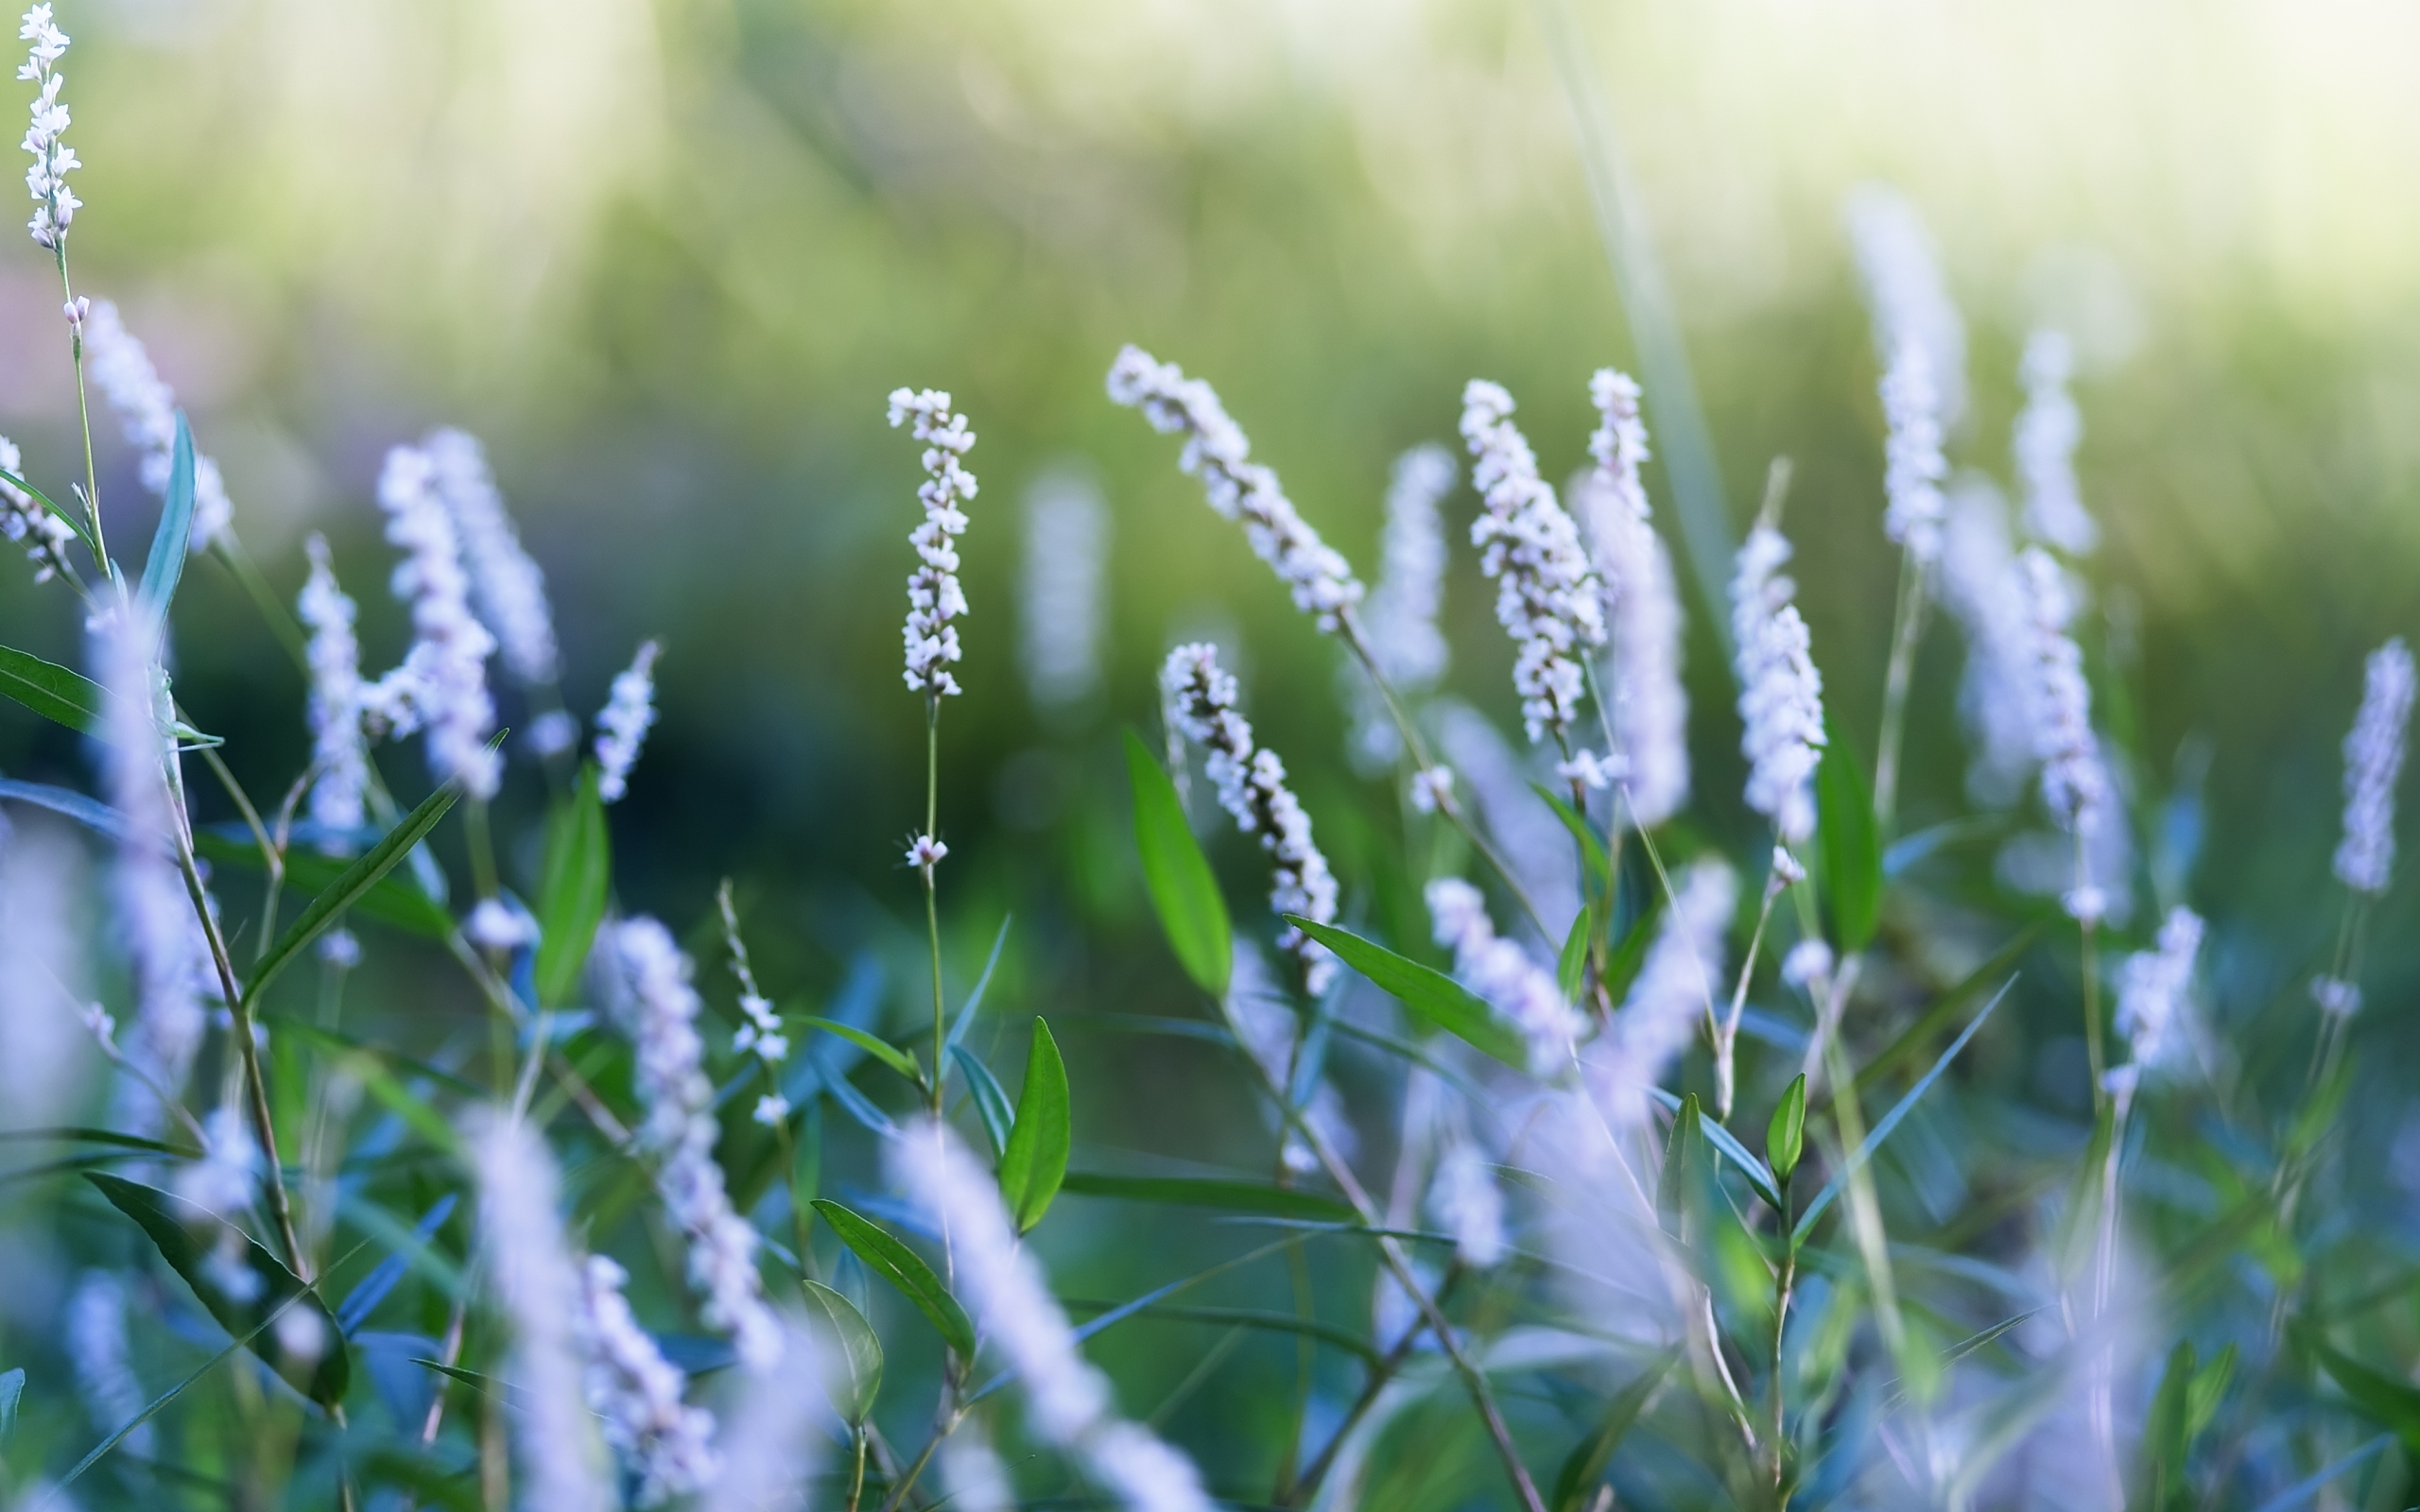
[245,774,467,1007]
[533,765,612,1008]
[950,1043,1016,1158]
[1125,729,1231,997]
[0,643,103,733]
[803,1280,884,1424]
[810,1199,977,1358]
[1057,1172,1357,1224]
[136,413,197,623]
[1286,916,1528,1068]
[1816,716,1881,952]
[997,1018,1070,1232]
[801,1016,919,1081]
[1768,1073,1807,1183]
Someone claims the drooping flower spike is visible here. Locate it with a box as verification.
[594,639,661,803]
[1582,369,1689,827]
[2334,636,2414,898]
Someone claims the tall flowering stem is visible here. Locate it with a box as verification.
[2017,546,2113,1107]
[2314,637,2412,1076]
[19,5,103,568]
[1872,337,1949,833]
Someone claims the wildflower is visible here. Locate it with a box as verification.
[609,918,782,1372]
[2334,637,2413,896]
[297,534,367,853]
[906,833,947,873]
[78,302,237,552]
[1426,877,1583,1073]
[466,897,536,952]
[1020,467,1111,712]
[465,1109,614,1512]
[1228,940,1354,1174]
[594,639,660,803]
[364,441,501,800]
[579,1255,718,1505]
[0,435,72,581]
[1938,479,2038,804]
[1558,749,1615,790]
[1427,1140,1507,1269]
[1409,765,1454,815]
[1107,345,1362,630]
[940,1430,1018,1512]
[1780,938,1833,992]
[1581,370,1690,826]
[891,1124,1216,1512]
[751,1093,789,1126]
[526,709,579,759]
[733,993,786,1065]
[1343,444,1457,767]
[66,1272,150,1457]
[425,428,559,685]
[1730,526,1826,844]
[1162,644,1339,992]
[2114,906,2203,1075]
[19,5,77,249]
[2310,976,2361,1018]
[1460,378,1606,748]
[1878,338,1949,564]
[693,1318,821,1512]
[1590,856,1736,1128]
[2014,332,2097,555]
[2016,547,2103,835]
[175,1105,259,1219]
[1845,183,1966,426]
[889,387,977,698]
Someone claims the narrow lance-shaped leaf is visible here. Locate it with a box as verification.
[1550,1349,1678,1512]
[1285,916,1527,1070]
[950,1045,1015,1160]
[1556,903,1593,1004]
[1816,715,1881,953]
[800,1017,919,1082]
[532,765,611,1008]
[997,1019,1070,1233]
[137,412,198,624]
[810,1199,976,1358]
[802,1280,884,1424]
[0,644,103,733]
[246,775,467,1007]
[1125,729,1231,998]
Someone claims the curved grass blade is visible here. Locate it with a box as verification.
[1058,1171,1357,1225]
[137,412,197,623]
[1532,782,1610,894]
[0,465,95,556]
[0,1126,194,1157]
[800,1017,919,1081]
[0,777,123,837]
[1126,729,1231,998]
[334,1192,459,1335]
[195,831,455,939]
[997,1019,1069,1233]
[1855,920,2043,1094]
[1286,916,1526,1070]
[0,644,103,734]
[246,775,465,1008]
[810,1199,976,1358]
[945,914,1013,1051]
[533,765,610,1008]
[802,1280,884,1424]
[0,1366,23,1441]
[949,1045,1015,1159]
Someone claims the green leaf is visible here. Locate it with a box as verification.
[1531,783,1611,895]
[1646,1087,1783,1211]
[532,765,611,1008]
[1600,889,1661,1005]
[2299,1322,2420,1452]
[2188,1343,2236,1440]
[949,1045,1015,1159]
[801,1280,884,1423]
[1062,1297,1377,1364]
[2140,1340,2197,1512]
[997,1020,1070,1233]
[195,832,455,939]
[1125,730,1231,998]
[1556,902,1593,1004]
[85,1173,349,1406]
[1856,921,2044,1094]
[1657,1092,1706,1238]
[1768,1073,1806,1184]
[0,465,95,556]
[1816,716,1881,952]
[809,1200,976,1358]
[1284,917,1527,1070]
[247,776,465,1007]
[945,915,1014,1051]
[0,1366,22,1442]
[137,412,197,622]
[0,644,103,733]
[1549,1348,1677,1512]
[1058,1171,1357,1225]
[801,1017,920,1082]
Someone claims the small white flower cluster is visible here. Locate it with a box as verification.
[891,1125,1216,1512]
[2334,636,2413,897]
[594,639,661,803]
[1460,379,1606,747]
[610,917,782,1372]
[2309,976,2361,1019]
[1227,941,1354,1175]
[427,428,560,685]
[1729,526,1826,844]
[1426,876,1582,1073]
[2113,905,2203,1081]
[2015,547,2104,839]
[1019,468,1111,712]
[1107,345,1363,630]
[365,442,502,800]
[1582,369,1690,827]
[465,897,536,952]
[1344,444,1456,770]
[1878,339,1948,564]
[733,994,786,1068]
[906,833,947,875]
[579,1254,718,1506]
[888,387,977,697]
[297,534,368,852]
[18,5,75,249]
[467,1111,615,1512]
[1161,644,1339,993]
[1589,856,1736,1129]
[2015,332,2097,556]
[80,302,235,552]
[1845,183,1966,427]
[0,434,71,581]
[1426,1140,1507,1269]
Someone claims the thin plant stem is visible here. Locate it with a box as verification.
[1716,871,1786,1124]
[2076,833,2106,1114]
[1287,1268,1461,1507]
[2088,1085,2132,1512]
[56,243,109,575]
[845,1429,870,1512]
[1770,1171,1796,1492]
[925,697,945,1121]
[1873,553,1928,836]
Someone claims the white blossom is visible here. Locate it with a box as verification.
[79,302,234,552]
[466,1109,614,1512]
[1878,338,1948,564]
[1409,765,1454,815]
[579,1254,717,1505]
[1937,479,2038,805]
[297,534,368,853]
[939,1429,1018,1512]
[1780,939,1833,992]
[466,897,536,952]
[609,918,782,1372]
[1343,444,1456,768]
[527,709,579,760]
[1589,856,1735,1129]
[751,1093,788,1126]
[1582,369,1690,827]
[2015,547,2104,835]
[0,435,72,581]
[594,639,660,803]
[365,442,501,800]
[2334,637,2413,896]
[889,387,977,697]
[1162,644,1340,992]
[1845,183,1966,427]
[66,1272,150,1457]
[1460,379,1606,747]
[891,1124,1216,1512]
[175,1105,258,1219]
[2309,976,2361,1019]
[2014,331,2097,555]
[426,428,560,685]
[1107,345,1362,630]
[19,5,77,249]
[2114,906,2203,1076]
[733,994,786,1067]
[1426,876,1583,1074]
[1730,527,1826,844]
[1019,467,1111,713]
[906,833,947,873]
[1427,1140,1507,1269]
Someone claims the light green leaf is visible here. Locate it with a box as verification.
[1057,1171,1357,1224]
[801,1017,919,1082]
[1549,1348,1677,1512]
[1284,916,1526,1070]
[533,765,611,1007]
[1125,730,1230,998]
[195,831,455,939]
[0,644,103,734]
[247,776,465,1007]
[1556,902,1593,1004]
[137,412,197,622]
[801,1280,883,1423]
[949,1045,1015,1159]
[997,1019,1070,1233]
[1768,1073,1806,1184]
[809,1199,976,1358]
[1816,716,1881,952]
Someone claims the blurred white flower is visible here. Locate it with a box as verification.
[1938,479,2038,805]
[1581,369,1690,828]
[2335,636,2413,897]
[594,639,661,803]
[427,428,559,685]
[66,1272,149,1457]
[0,434,73,582]
[1589,856,1735,1129]
[1878,338,1949,565]
[466,897,536,952]
[1730,526,1825,844]
[79,302,234,551]
[365,442,501,800]
[2016,547,2103,838]
[1846,184,1966,427]
[2114,906,2203,1075]
[1427,1140,1507,1269]
[2014,332,2098,555]
[1019,466,1111,713]
[298,534,368,853]
[1343,443,1455,768]
[579,1254,717,1504]
[1426,876,1582,1073]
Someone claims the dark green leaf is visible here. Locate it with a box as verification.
[195,832,454,939]
[0,1366,22,1442]
[949,1045,1015,1159]
[998,1020,1070,1233]
[809,1200,976,1358]
[532,765,611,1008]
[801,1017,919,1082]
[2299,1322,2420,1452]
[1549,1348,1677,1512]
[801,1280,883,1423]
[0,1125,194,1158]
[1284,917,1527,1070]
[137,412,197,622]
[354,1445,482,1512]
[85,1173,349,1405]
[1768,1073,1806,1183]
[1657,1092,1705,1238]
[1646,1087,1782,1211]
[1856,921,2044,1094]
[247,777,465,1007]
[1556,902,1593,1004]
[1600,889,1661,1005]
[0,644,103,733]
[2188,1343,2236,1439]
[1058,1171,1357,1224]
[1816,716,1881,952]
[1125,730,1231,998]
[2140,1340,2197,1512]
[1531,783,1611,895]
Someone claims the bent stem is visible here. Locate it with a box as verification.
[1872,553,1929,836]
